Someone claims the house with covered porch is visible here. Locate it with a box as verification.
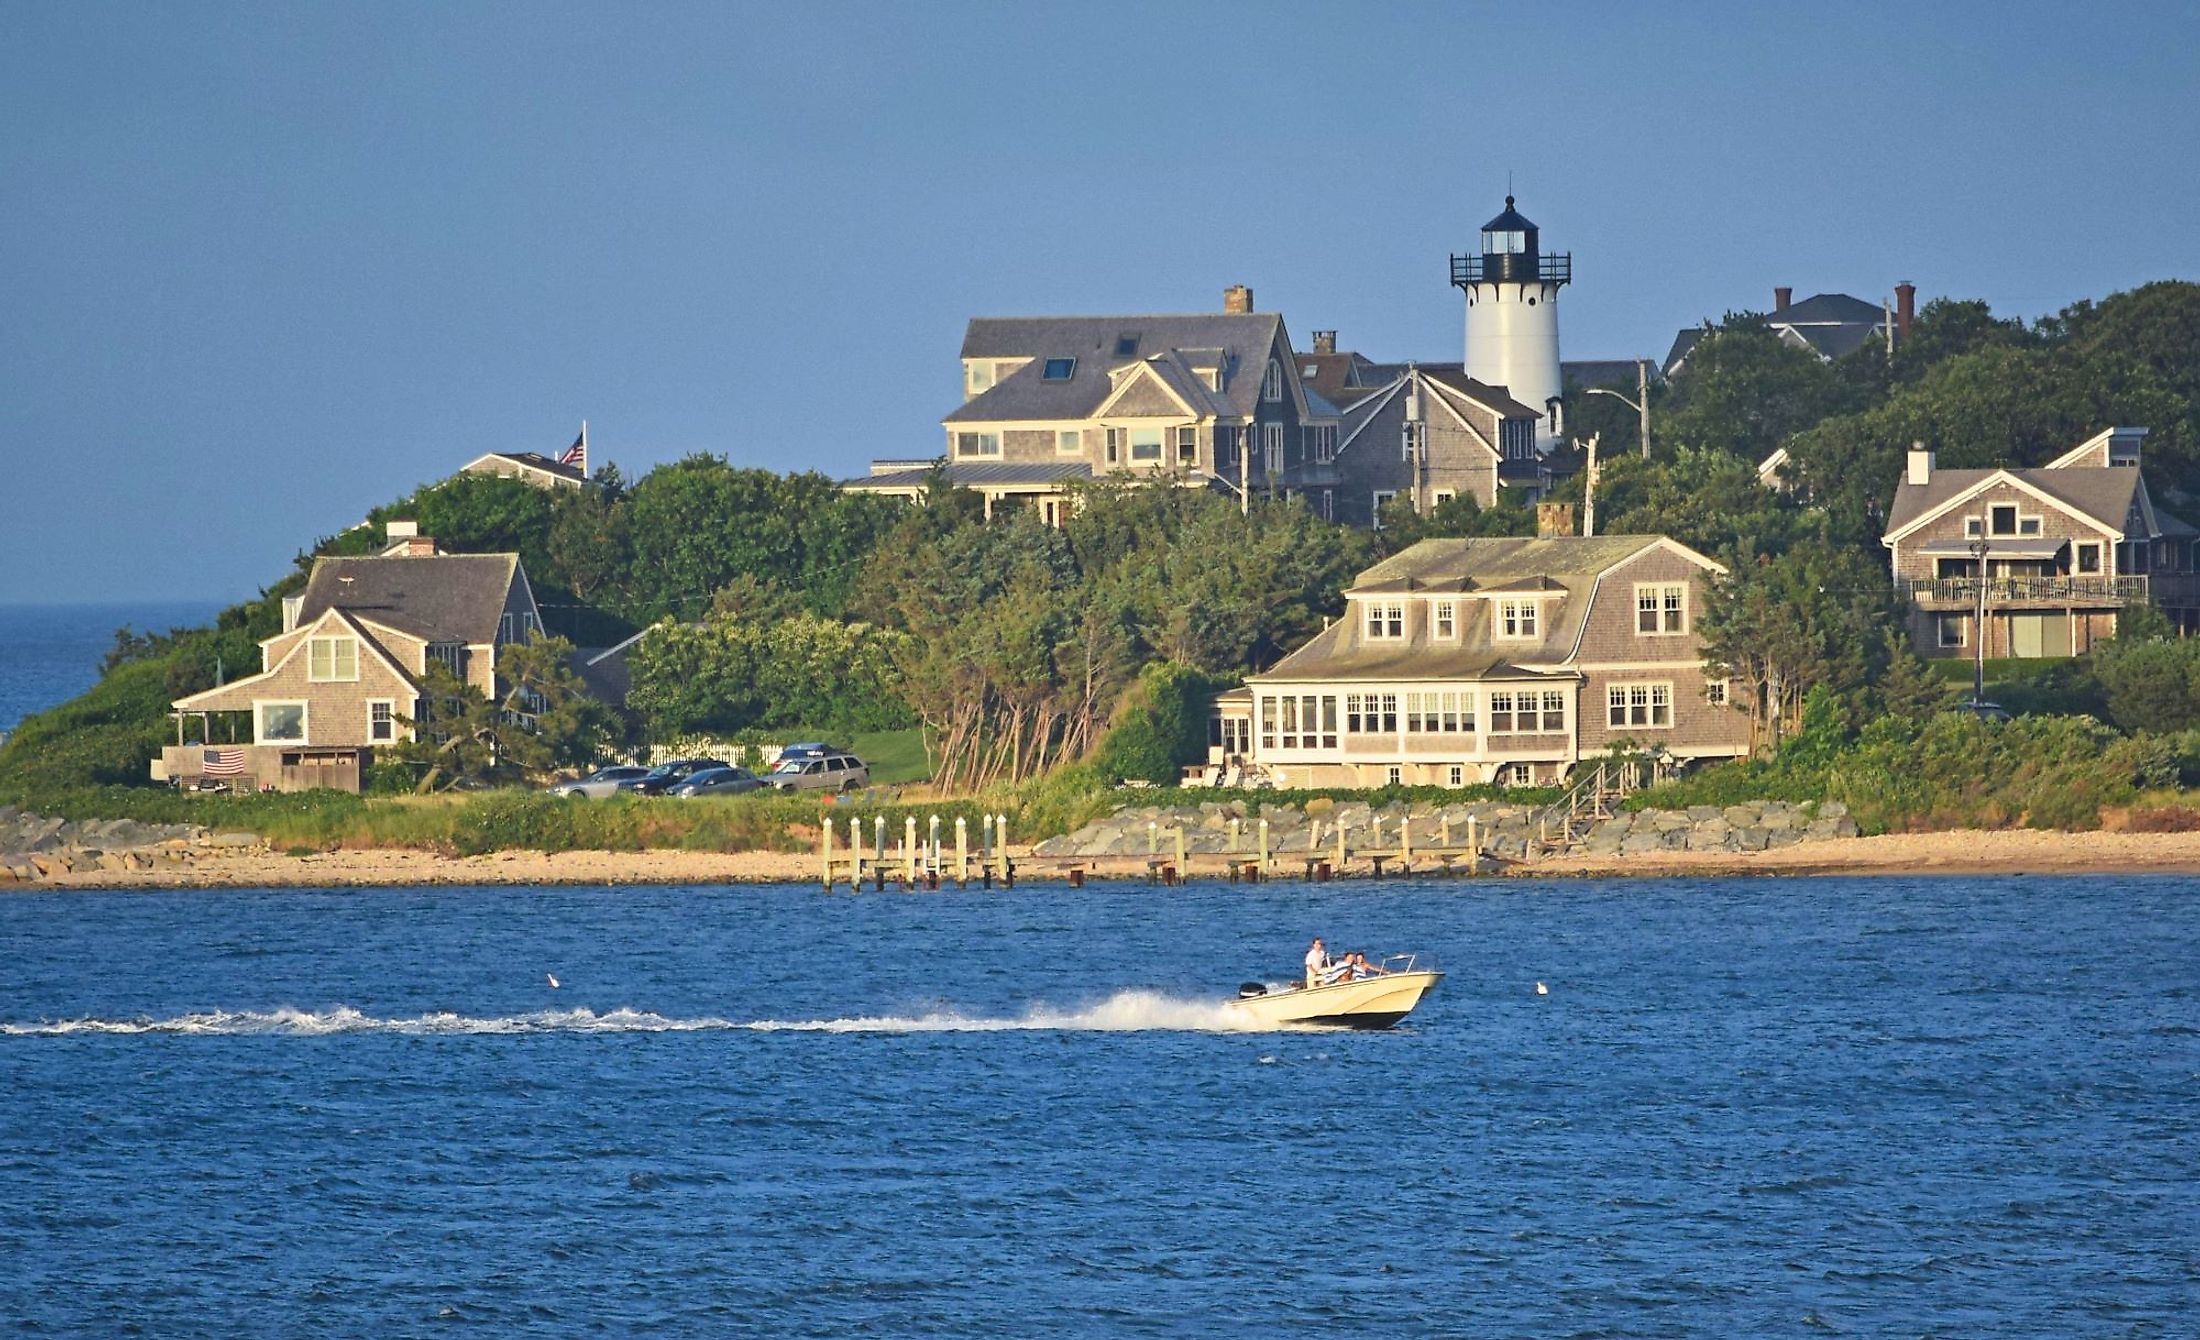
[155,525,545,793]
[1210,527,1750,787]
[1881,428,2200,659]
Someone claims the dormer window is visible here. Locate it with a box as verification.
[1496,599,1540,640]
[1364,603,1405,640]
[1042,357,1076,382]
[968,361,996,394]
[1433,601,1457,640]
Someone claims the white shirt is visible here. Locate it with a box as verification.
[1304,944,1327,978]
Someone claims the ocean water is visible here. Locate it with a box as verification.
[2,877,2194,1335]
[0,601,221,735]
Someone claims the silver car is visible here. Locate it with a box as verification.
[547,765,651,799]
[765,752,869,793]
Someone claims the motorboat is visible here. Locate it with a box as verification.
[1224,953,1442,1029]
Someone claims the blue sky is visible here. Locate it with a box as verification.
[4,1,2196,603]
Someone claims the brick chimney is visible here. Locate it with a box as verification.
[1312,330,1337,355]
[1774,286,1793,313]
[1224,284,1254,315]
[1894,281,1916,341]
[1906,441,1934,487]
[1536,501,1576,539]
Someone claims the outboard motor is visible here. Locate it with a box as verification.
[1237,982,1268,999]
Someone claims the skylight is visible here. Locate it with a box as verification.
[1042,357,1075,381]
[1114,334,1140,357]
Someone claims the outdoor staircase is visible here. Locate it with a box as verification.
[1529,758,1653,854]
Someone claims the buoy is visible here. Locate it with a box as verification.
[547,973,560,990]
[1534,981,1548,996]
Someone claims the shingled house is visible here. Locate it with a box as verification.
[1218,531,1748,787]
[157,525,545,792]
[1882,428,2200,658]
[844,287,1338,523]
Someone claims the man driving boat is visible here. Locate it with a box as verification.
[1304,937,1330,989]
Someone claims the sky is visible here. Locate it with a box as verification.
[4,1,2197,603]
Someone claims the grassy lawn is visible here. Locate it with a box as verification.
[843,728,932,786]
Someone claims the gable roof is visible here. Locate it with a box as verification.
[1883,466,2145,542]
[1784,322,1882,361]
[842,461,1094,491]
[1351,534,1705,591]
[463,451,587,485]
[947,313,1286,424]
[1774,292,1886,326]
[295,553,525,646]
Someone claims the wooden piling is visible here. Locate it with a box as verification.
[904,816,917,885]
[821,817,833,891]
[954,817,968,886]
[1257,817,1270,867]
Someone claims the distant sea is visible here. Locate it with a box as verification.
[0,601,221,736]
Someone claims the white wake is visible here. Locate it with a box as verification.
[0,991,1277,1037]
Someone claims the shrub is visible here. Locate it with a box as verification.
[1091,662,1235,785]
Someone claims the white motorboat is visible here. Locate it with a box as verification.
[1224,954,1442,1029]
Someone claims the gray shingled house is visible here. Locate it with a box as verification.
[1217,531,1749,787]
[158,525,546,793]
[1881,428,2200,659]
[845,286,1336,523]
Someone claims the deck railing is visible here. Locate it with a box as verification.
[1897,575,2149,605]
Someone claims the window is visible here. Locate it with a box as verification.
[1541,691,1567,732]
[307,636,358,682]
[1371,490,1396,528]
[1053,430,1081,456]
[1497,599,1539,639]
[1636,583,1687,635]
[2019,516,2042,536]
[1607,682,1672,729]
[1937,614,1968,648]
[368,701,395,742]
[258,701,306,743]
[1964,516,1983,538]
[1434,601,1457,640]
[1990,504,2019,537]
[967,361,995,394]
[1405,692,1471,733]
[1105,428,1122,464]
[1346,694,1364,733]
[1263,423,1284,472]
[1303,363,1319,379]
[955,432,1002,458]
[1311,425,1337,463]
[1377,695,1398,733]
[1115,333,1140,358]
[1386,766,1403,786]
[1488,691,1515,733]
[1276,695,1337,750]
[1365,603,1405,639]
[1259,696,1277,750]
[1705,679,1729,707]
[1447,765,1465,788]
[1320,489,1334,521]
[1177,426,1198,466]
[1433,489,1455,506]
[2076,542,2102,575]
[1263,360,1284,403]
[1042,357,1076,381]
[1129,428,1163,463]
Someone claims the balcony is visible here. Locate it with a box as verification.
[1898,575,2149,607]
[1450,253,1571,287]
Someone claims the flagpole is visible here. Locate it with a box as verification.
[581,420,589,476]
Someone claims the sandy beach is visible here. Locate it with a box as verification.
[16,827,2200,890]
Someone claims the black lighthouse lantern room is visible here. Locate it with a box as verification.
[1451,195,1571,288]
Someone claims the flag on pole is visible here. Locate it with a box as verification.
[559,423,587,474]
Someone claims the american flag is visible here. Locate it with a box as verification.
[559,425,587,473]
[202,748,246,777]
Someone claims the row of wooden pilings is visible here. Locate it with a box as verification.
[819,814,1016,891]
[819,811,1491,889]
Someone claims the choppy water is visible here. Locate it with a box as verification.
[3,877,2195,1335]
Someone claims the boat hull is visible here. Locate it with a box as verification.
[1224,970,1443,1029]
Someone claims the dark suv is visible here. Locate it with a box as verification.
[765,751,870,793]
[625,758,732,796]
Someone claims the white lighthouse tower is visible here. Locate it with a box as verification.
[1452,195,1570,449]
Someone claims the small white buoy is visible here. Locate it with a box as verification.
[547,973,560,990]
[1534,981,1548,996]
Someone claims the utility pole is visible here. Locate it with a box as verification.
[1969,536,1989,703]
[1635,359,1651,459]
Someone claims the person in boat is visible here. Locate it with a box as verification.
[1304,937,1331,989]
[1346,951,1389,980]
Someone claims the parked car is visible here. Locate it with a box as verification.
[669,766,765,798]
[548,765,651,799]
[1956,698,2013,723]
[766,751,870,793]
[624,758,733,796]
[777,742,832,761]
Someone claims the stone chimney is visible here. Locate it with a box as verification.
[1312,330,1336,355]
[1536,501,1576,539]
[1906,441,1934,487]
[1224,284,1254,315]
[1774,286,1793,312]
[382,519,438,557]
[1895,281,1916,341]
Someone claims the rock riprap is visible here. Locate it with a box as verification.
[0,805,264,883]
[1031,797,1857,862]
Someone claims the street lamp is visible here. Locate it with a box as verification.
[1584,359,1652,459]
[1968,536,1989,705]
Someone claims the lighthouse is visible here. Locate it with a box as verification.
[1451,196,1570,449]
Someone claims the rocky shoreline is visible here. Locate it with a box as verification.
[0,806,265,883]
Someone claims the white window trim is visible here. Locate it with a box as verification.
[1705,679,1730,707]
[255,699,309,745]
[1056,429,1083,456]
[1176,425,1199,467]
[307,635,359,683]
[1494,597,1542,640]
[1371,490,1397,528]
[1432,599,1459,641]
[1364,602,1406,641]
[1937,613,1968,648]
[1128,427,1165,464]
[1633,582,1689,636]
[367,698,398,743]
[1263,359,1283,403]
[1262,423,1284,473]
[2074,540,2104,575]
[953,431,1002,459]
[1606,681,1675,730]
